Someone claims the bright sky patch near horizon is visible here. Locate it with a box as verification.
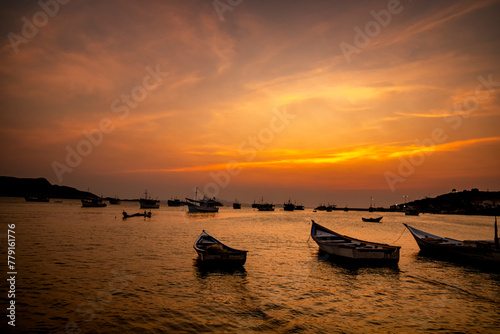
[1,0,499,207]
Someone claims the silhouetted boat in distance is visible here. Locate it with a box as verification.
[140,190,159,209]
[167,198,186,207]
[283,200,295,211]
[315,204,337,212]
[193,230,248,266]
[310,220,400,265]
[295,204,304,210]
[257,203,275,211]
[122,210,151,219]
[362,217,383,223]
[253,197,275,211]
[186,188,219,213]
[24,196,50,202]
[404,222,500,265]
[81,197,107,207]
[109,197,121,205]
[233,200,241,209]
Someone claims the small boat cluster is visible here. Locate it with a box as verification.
[195,218,500,268]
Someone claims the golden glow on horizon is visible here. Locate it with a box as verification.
[1,0,499,199]
[118,137,500,174]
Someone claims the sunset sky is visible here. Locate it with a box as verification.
[1,0,499,207]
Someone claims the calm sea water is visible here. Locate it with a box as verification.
[1,197,499,333]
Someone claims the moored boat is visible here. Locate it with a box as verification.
[193,230,248,266]
[283,200,295,211]
[186,188,219,213]
[362,216,383,223]
[167,198,186,207]
[254,197,275,211]
[404,223,500,265]
[81,197,107,207]
[257,203,275,211]
[233,200,241,209]
[310,220,400,265]
[140,190,159,209]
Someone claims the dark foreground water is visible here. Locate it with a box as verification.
[0,197,499,333]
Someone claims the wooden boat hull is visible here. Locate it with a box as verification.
[311,220,400,265]
[188,204,219,213]
[195,250,247,266]
[404,224,500,264]
[194,231,247,266]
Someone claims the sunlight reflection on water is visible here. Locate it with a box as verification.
[0,198,499,333]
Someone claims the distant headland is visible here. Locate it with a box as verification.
[395,188,500,216]
[0,176,97,199]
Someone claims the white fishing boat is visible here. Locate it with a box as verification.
[310,220,400,265]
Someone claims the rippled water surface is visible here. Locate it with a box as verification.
[1,197,499,333]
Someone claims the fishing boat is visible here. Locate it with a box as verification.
[404,222,500,265]
[362,216,383,223]
[167,198,185,207]
[140,190,159,209]
[295,204,304,210]
[122,211,152,219]
[283,200,295,211]
[254,197,274,211]
[186,188,219,213]
[81,197,107,207]
[24,195,50,202]
[310,220,400,265]
[233,200,241,209]
[193,230,248,266]
[257,203,275,211]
